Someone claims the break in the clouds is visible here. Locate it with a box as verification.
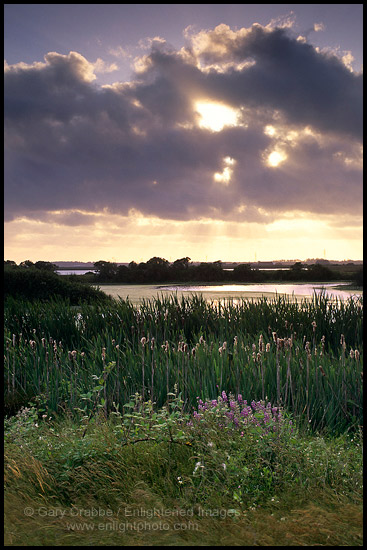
[4,23,362,226]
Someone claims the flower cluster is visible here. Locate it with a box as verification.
[192,392,292,435]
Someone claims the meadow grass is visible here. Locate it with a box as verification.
[4,292,363,545]
[4,395,363,546]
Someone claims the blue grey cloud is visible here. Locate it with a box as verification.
[4,25,362,224]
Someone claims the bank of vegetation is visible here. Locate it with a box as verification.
[4,257,363,288]
[87,257,363,286]
[4,262,111,304]
[4,268,363,545]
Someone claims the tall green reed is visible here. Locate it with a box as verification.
[4,292,363,434]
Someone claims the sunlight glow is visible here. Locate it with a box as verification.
[267,150,287,167]
[214,166,232,184]
[264,125,276,136]
[214,156,236,185]
[195,101,239,132]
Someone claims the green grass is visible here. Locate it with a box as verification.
[4,400,363,546]
[4,293,363,433]
[4,292,363,545]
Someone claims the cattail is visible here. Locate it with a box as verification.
[311,321,317,332]
[150,337,155,350]
[141,337,146,346]
[319,365,326,377]
[258,334,265,353]
[266,343,271,353]
[277,338,284,350]
[340,334,346,350]
[305,341,311,358]
[350,349,355,359]
[354,350,360,361]
[222,341,227,351]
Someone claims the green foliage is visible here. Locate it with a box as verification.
[4,293,363,433]
[87,257,351,284]
[4,388,363,546]
[4,266,111,304]
[4,395,363,510]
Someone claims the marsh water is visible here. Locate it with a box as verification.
[95,282,362,305]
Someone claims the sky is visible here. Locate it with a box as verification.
[4,4,363,263]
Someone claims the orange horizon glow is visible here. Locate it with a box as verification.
[4,209,363,264]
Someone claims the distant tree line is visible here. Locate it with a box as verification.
[89,258,355,284]
[4,258,362,286]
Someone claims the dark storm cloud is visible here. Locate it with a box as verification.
[4,24,362,224]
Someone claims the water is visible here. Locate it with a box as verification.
[56,269,97,275]
[95,282,362,305]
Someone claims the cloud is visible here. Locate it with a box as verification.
[4,23,362,226]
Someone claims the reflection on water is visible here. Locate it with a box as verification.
[159,283,361,300]
[97,282,362,305]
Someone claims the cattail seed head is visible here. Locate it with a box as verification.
[319,365,326,377]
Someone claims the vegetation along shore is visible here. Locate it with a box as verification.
[4,263,363,545]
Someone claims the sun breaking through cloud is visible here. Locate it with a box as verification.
[4,16,363,261]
